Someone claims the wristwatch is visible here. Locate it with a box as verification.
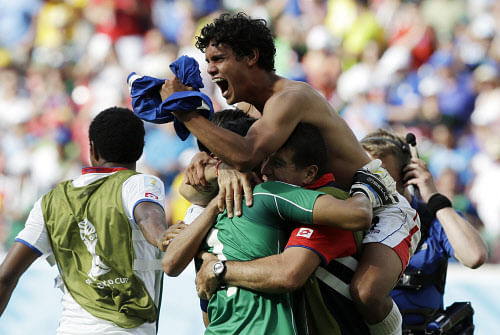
[213,260,226,282]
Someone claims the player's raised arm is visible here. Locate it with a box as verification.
[173,90,304,172]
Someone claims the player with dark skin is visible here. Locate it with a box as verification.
[161,13,407,334]
[0,108,182,333]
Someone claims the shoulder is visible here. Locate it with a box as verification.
[253,181,300,194]
[122,174,165,202]
[267,81,318,107]
[124,173,164,189]
[263,81,335,127]
[253,182,323,205]
[29,197,44,217]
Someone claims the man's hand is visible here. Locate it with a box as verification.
[195,252,220,300]
[217,163,261,217]
[403,158,438,202]
[159,77,194,101]
[350,159,398,208]
[159,221,187,251]
[184,152,218,189]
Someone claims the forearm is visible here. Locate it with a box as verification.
[0,280,17,315]
[224,258,289,293]
[173,111,263,170]
[313,194,372,231]
[0,242,40,315]
[437,207,488,268]
[224,255,309,293]
[136,204,168,249]
[162,200,219,276]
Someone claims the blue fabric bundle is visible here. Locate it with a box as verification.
[128,55,214,140]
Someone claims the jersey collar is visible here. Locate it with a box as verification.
[305,173,336,190]
[81,167,129,175]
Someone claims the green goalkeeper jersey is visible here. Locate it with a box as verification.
[203,181,324,335]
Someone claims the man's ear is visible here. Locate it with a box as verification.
[247,48,259,67]
[304,165,319,185]
[90,141,99,161]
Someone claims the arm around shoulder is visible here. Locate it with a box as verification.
[312,194,372,231]
[221,247,321,293]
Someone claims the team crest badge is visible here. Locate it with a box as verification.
[296,227,314,238]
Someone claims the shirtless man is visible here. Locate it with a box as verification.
[162,12,419,335]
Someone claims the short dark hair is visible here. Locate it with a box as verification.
[197,108,257,153]
[196,12,276,72]
[89,107,145,163]
[281,123,328,178]
[360,129,412,174]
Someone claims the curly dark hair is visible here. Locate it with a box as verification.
[196,12,276,72]
[89,107,145,163]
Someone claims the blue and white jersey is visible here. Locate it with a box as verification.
[391,197,455,326]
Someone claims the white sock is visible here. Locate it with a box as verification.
[368,299,402,335]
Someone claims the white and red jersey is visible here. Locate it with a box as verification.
[16,167,165,335]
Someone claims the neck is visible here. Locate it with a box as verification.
[96,161,136,171]
[246,72,281,112]
[401,186,412,203]
[305,173,335,190]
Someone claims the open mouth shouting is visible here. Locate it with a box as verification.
[212,77,229,98]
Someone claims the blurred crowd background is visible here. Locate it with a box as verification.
[0,0,499,262]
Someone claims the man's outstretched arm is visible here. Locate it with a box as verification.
[312,193,372,231]
[172,111,269,171]
[196,247,321,300]
[0,242,40,315]
[172,90,304,172]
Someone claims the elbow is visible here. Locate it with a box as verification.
[343,198,372,231]
[231,156,259,172]
[0,274,17,288]
[468,261,483,270]
[161,256,182,277]
[467,250,488,269]
[282,279,305,292]
[280,268,309,291]
[230,148,265,171]
[353,208,372,231]
[178,186,191,202]
[459,245,488,269]
[359,215,372,231]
